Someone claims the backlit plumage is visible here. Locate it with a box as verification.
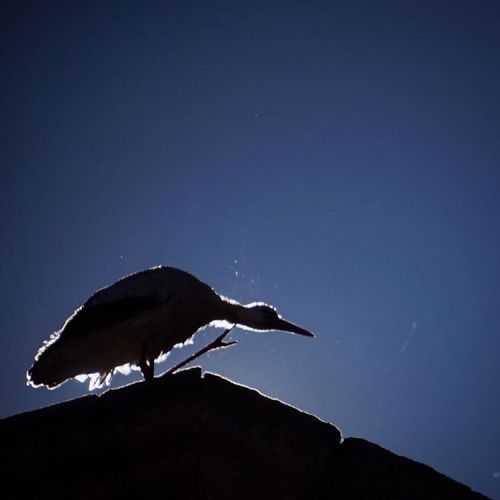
[27,266,314,390]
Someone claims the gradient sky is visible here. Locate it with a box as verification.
[2,1,499,497]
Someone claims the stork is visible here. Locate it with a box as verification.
[27,266,314,390]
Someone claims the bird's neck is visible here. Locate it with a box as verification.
[218,299,254,326]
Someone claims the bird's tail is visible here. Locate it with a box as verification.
[26,361,45,388]
[26,344,67,389]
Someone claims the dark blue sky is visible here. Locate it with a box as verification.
[2,1,499,497]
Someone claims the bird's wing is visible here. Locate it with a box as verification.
[56,269,174,344]
[54,267,213,346]
[57,295,166,344]
[85,266,174,307]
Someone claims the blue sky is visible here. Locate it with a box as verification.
[1,1,499,497]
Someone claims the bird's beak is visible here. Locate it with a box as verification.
[274,317,315,338]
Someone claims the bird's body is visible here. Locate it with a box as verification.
[27,266,314,390]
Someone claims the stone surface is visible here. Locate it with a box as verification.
[0,368,487,499]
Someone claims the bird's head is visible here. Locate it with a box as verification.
[239,302,315,337]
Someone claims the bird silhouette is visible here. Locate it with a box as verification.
[27,266,314,390]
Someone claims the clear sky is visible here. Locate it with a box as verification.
[2,1,499,497]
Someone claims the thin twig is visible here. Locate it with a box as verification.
[161,326,237,376]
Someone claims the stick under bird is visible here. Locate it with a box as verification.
[27,266,314,390]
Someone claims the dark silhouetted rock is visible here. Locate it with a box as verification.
[0,368,487,499]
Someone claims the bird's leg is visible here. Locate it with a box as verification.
[139,344,155,382]
[140,360,154,382]
[162,326,237,376]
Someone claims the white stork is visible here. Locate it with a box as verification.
[27,266,314,390]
